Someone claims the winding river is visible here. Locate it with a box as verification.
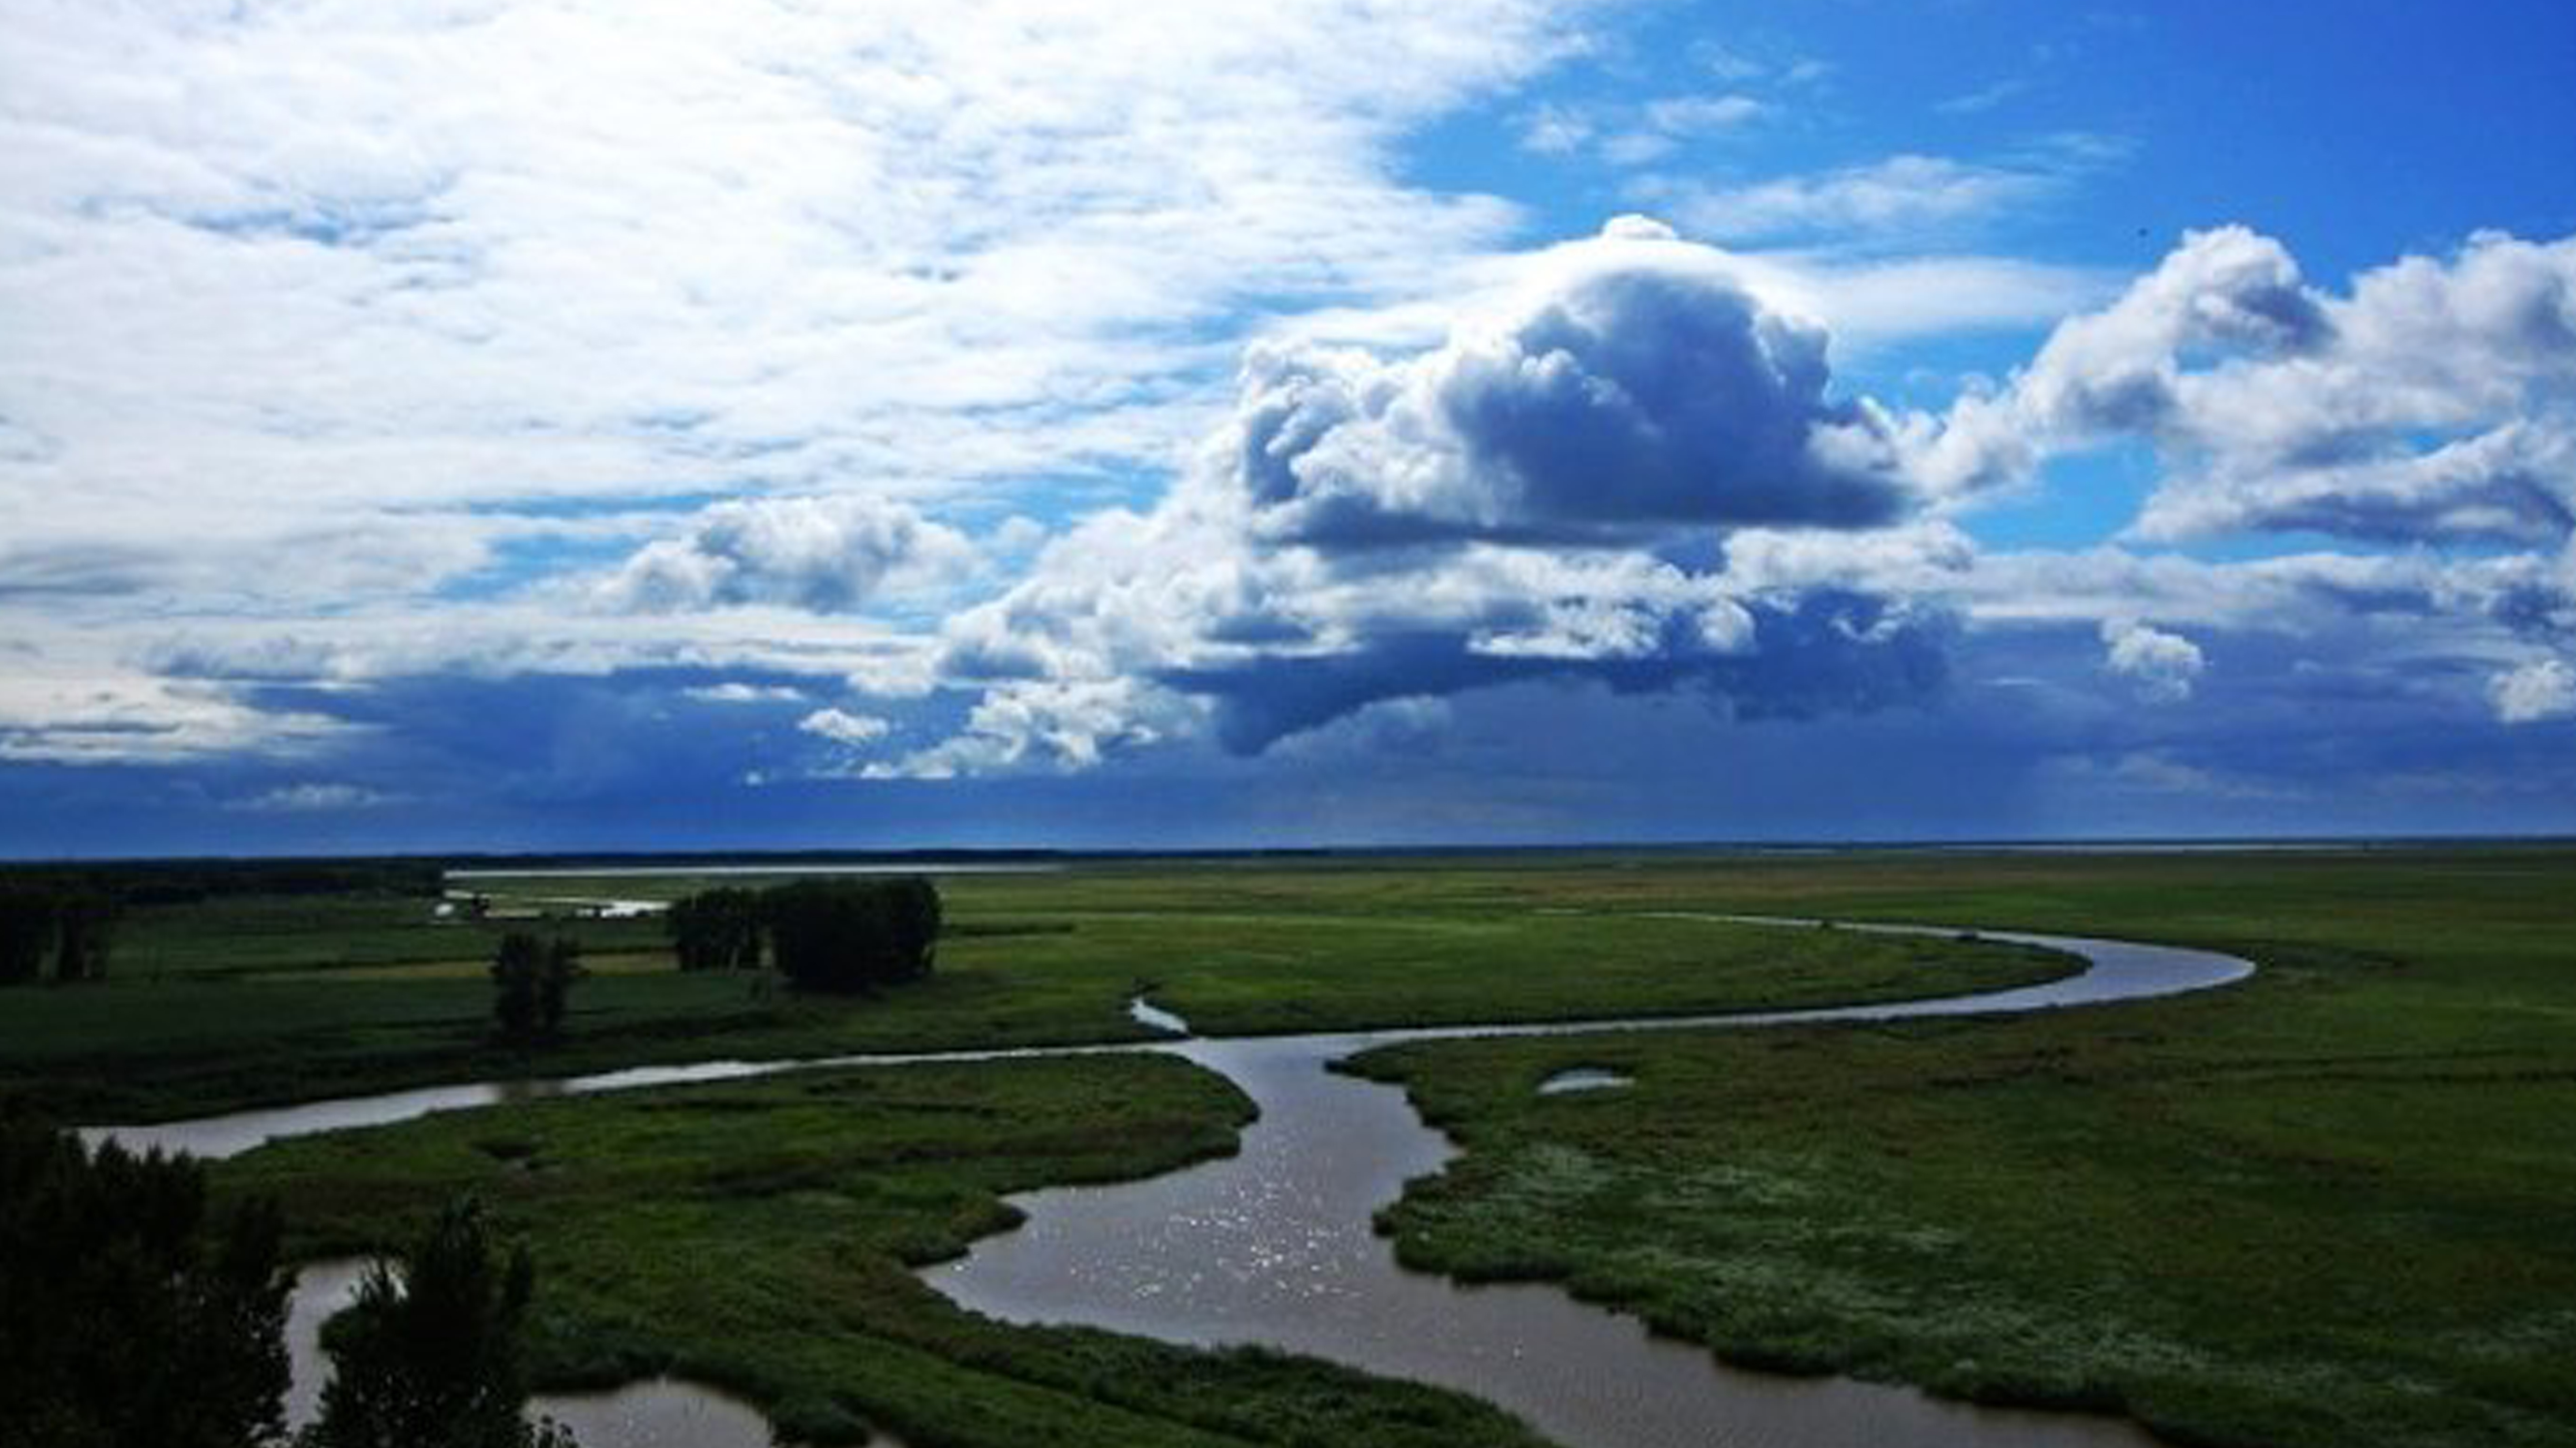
[91,917,2253,1448]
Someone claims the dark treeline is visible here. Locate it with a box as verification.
[2,1122,577,1447]
[0,887,120,986]
[1,1123,290,1447]
[0,858,441,908]
[666,877,940,993]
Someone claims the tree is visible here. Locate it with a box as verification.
[665,887,763,972]
[299,1199,577,1448]
[762,877,941,993]
[537,937,578,1038]
[0,1122,290,1447]
[0,889,54,986]
[491,934,580,1047]
[52,892,119,983]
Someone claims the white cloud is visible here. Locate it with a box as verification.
[232,782,400,813]
[686,682,806,705]
[799,707,891,748]
[1937,78,2031,116]
[1665,154,2065,243]
[597,495,974,614]
[899,224,1959,772]
[1518,92,1759,168]
[0,0,1593,745]
[1645,95,1764,134]
[1517,104,1593,156]
[2491,658,2575,724]
[866,679,1199,779]
[1920,226,2576,546]
[0,665,351,765]
[1223,219,1917,547]
[2099,620,2205,703]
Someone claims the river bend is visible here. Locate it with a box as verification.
[92,917,2253,1448]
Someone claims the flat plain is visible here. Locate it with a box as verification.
[7,846,2570,1447]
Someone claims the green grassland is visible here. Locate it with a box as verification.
[3,865,2070,1121]
[18,846,2575,1448]
[1348,847,2576,1448]
[216,1052,1552,1448]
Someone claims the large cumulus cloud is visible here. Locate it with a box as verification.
[1230,217,1915,546]
[865,222,1951,776]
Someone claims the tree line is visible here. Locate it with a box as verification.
[0,888,120,986]
[665,877,941,993]
[0,858,440,909]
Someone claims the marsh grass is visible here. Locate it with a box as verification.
[7,869,2068,1121]
[218,1053,1552,1448]
[1350,848,2576,1448]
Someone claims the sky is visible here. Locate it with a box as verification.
[4,0,2575,856]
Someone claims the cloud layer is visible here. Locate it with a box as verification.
[5,0,2573,845]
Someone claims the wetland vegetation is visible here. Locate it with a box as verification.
[3,861,2068,1122]
[5,846,2570,1448]
[1354,848,2576,1448]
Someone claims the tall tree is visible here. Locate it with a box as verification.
[0,889,54,985]
[537,938,579,1038]
[51,892,118,983]
[491,932,546,1043]
[0,1122,290,1447]
[299,1199,576,1448]
[494,934,581,1045]
[665,887,763,972]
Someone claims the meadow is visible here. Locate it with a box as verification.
[1352,847,2576,1448]
[4,861,2067,1121]
[8,846,2571,1448]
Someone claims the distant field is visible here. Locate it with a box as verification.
[1,857,2070,1121]
[1351,846,2576,1448]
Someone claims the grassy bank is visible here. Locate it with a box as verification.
[7,864,2071,1122]
[216,1052,1552,1448]
[1349,847,2576,1448]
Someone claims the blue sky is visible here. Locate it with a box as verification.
[3,0,2574,855]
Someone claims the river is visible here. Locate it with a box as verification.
[93,916,2251,1448]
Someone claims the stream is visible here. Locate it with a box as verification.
[90,917,2252,1448]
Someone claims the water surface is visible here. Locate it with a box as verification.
[100,916,2252,1448]
[925,921,2251,1448]
[285,1260,798,1448]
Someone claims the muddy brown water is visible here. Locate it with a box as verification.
[96,917,2251,1448]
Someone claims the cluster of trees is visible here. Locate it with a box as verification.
[665,877,941,993]
[2,1123,578,1447]
[663,887,764,972]
[491,934,581,1047]
[1,1123,290,1447]
[0,888,120,986]
[301,1200,577,1448]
